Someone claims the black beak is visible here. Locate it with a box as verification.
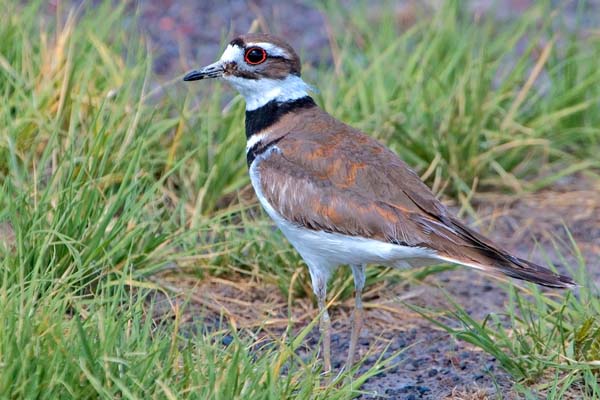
[183,61,224,82]
[183,70,204,81]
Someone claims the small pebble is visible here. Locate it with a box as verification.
[417,385,431,394]
[221,335,233,346]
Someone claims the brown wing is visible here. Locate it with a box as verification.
[256,110,574,288]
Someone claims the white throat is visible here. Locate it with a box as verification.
[225,74,311,111]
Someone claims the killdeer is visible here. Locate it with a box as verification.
[183,33,575,373]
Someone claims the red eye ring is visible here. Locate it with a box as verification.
[244,47,267,65]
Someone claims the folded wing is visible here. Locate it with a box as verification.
[255,122,574,288]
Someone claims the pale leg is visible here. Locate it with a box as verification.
[346,264,366,369]
[308,265,332,374]
[316,289,332,374]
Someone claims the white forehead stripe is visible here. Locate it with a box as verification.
[245,42,289,58]
[220,44,243,63]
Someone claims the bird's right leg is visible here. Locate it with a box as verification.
[308,266,332,374]
[317,287,331,374]
[346,264,366,369]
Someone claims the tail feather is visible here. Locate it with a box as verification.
[439,253,576,289]
[496,255,575,288]
[438,217,576,289]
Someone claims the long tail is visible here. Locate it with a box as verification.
[439,253,575,288]
[437,217,576,289]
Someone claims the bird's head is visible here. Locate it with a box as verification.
[184,33,312,110]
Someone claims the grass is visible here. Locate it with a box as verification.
[0,0,599,398]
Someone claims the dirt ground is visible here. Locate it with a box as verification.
[33,1,600,398]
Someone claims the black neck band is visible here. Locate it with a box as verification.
[245,96,316,139]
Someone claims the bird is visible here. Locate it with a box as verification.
[183,33,575,374]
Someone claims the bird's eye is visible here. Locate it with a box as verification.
[244,47,267,65]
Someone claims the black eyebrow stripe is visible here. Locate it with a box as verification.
[229,38,245,47]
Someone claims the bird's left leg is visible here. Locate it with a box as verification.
[346,264,366,369]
